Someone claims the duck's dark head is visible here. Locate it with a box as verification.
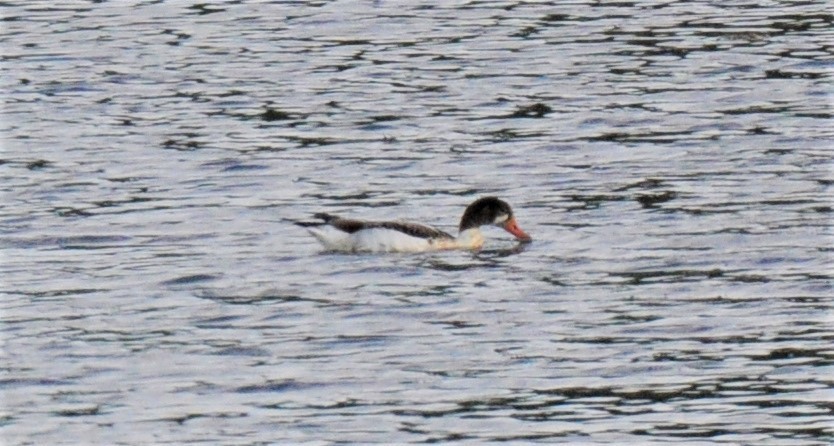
[459,196,531,242]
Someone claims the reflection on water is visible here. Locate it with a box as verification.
[2,0,832,444]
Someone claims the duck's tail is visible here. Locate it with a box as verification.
[294,212,340,227]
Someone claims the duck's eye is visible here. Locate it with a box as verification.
[493,213,509,224]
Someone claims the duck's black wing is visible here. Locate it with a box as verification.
[310,213,454,240]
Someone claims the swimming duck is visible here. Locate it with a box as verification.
[300,196,531,253]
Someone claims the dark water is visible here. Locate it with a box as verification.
[2,1,833,444]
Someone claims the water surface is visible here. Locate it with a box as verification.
[2,1,832,444]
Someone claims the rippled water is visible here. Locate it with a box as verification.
[2,1,833,444]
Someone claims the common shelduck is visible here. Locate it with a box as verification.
[298,196,531,253]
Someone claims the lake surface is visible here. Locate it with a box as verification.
[2,1,833,444]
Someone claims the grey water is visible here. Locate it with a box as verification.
[1,1,833,444]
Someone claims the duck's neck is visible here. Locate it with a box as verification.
[456,228,484,249]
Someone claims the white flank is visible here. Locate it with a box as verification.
[308,227,485,253]
[307,226,354,251]
[309,227,432,253]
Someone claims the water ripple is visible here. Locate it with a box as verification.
[2,0,831,444]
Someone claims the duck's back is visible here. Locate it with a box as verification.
[308,214,454,252]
